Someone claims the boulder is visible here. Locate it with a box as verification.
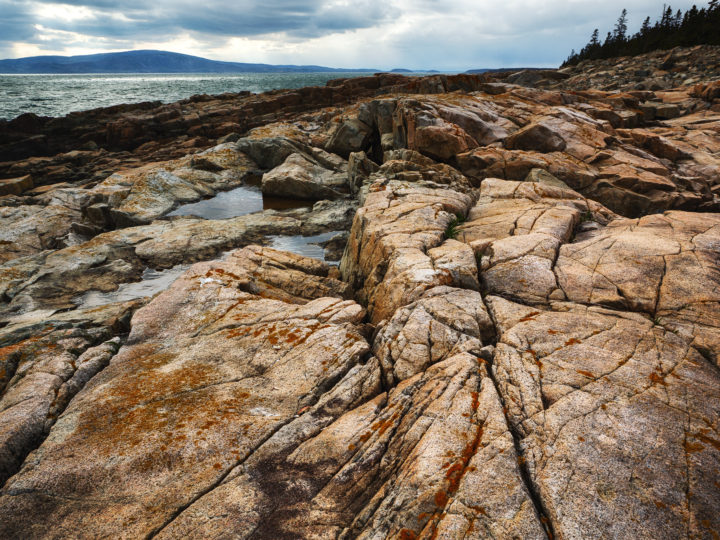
[505,121,567,153]
[325,117,373,158]
[377,149,473,192]
[641,101,681,120]
[261,152,347,200]
[235,135,306,169]
[692,80,720,101]
[395,95,511,161]
[0,203,82,264]
[524,167,571,189]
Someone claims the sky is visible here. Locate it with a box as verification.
[0,0,705,70]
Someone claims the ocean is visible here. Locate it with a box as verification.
[0,72,384,121]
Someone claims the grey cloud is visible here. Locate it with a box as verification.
[0,0,706,68]
[0,0,37,42]
[25,0,393,42]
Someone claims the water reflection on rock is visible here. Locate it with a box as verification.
[166,185,311,220]
[74,230,344,309]
[268,231,343,264]
[76,265,191,308]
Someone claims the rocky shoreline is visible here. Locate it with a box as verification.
[0,47,719,538]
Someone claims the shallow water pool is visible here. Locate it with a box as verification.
[268,231,343,264]
[76,264,191,308]
[167,185,311,219]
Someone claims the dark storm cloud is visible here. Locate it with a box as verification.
[0,1,37,42]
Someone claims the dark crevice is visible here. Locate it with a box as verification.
[484,354,556,540]
[252,408,403,539]
[652,255,667,317]
[477,261,556,539]
[0,352,21,398]
[693,345,719,373]
[0,429,47,491]
[367,123,384,165]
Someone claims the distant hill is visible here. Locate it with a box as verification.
[0,50,378,74]
[386,68,442,74]
[464,67,547,74]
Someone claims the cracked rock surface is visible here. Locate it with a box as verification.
[489,297,720,539]
[0,51,719,539]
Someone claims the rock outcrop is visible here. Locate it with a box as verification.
[489,45,720,94]
[0,52,719,539]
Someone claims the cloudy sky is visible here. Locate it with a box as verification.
[0,0,703,70]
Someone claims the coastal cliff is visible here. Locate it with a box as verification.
[1,47,719,539]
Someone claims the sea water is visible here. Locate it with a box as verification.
[0,72,381,120]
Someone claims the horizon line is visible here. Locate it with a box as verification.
[0,48,558,73]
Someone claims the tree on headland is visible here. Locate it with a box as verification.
[640,16,651,35]
[614,9,628,42]
[562,1,720,66]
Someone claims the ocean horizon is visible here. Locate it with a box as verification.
[0,71,437,121]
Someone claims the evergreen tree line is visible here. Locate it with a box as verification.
[562,1,720,66]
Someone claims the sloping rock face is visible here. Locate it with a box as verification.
[339,175,720,539]
[0,248,370,538]
[0,299,141,485]
[556,210,720,365]
[489,45,720,94]
[489,297,720,539]
[0,64,719,539]
[0,247,543,540]
[0,199,82,263]
[155,352,546,540]
[340,181,475,324]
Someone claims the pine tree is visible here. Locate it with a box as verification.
[640,16,651,35]
[674,9,683,26]
[614,8,628,41]
[662,5,673,28]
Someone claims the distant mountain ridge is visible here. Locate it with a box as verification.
[0,49,378,74]
[464,67,548,74]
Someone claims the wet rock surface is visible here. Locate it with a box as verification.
[0,50,719,539]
